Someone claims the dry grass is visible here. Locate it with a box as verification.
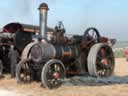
[0,58,128,96]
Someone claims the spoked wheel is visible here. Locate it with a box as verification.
[41,59,65,89]
[83,27,100,43]
[16,60,31,83]
[87,43,115,77]
[0,60,3,77]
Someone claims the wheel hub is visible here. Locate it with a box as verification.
[53,72,60,79]
[101,58,108,65]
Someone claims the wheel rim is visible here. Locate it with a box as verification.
[0,61,3,76]
[45,63,64,89]
[19,63,31,83]
[96,46,114,77]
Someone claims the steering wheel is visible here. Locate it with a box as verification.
[82,27,100,43]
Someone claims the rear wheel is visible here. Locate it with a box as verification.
[41,59,65,89]
[16,60,31,83]
[87,43,115,77]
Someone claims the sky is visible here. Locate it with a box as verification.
[0,0,128,41]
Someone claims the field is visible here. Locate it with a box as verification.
[0,58,128,96]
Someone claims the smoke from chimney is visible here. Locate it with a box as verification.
[0,0,31,27]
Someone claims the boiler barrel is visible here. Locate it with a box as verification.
[55,46,79,59]
[30,43,79,63]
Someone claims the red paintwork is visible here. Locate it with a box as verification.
[53,72,60,79]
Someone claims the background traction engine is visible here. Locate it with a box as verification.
[16,3,116,89]
[0,22,39,75]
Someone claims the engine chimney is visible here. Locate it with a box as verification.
[38,3,49,38]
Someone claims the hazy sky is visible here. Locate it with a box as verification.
[0,0,128,41]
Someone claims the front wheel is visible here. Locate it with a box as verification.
[41,59,65,89]
[87,43,115,77]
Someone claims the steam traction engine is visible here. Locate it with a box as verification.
[16,3,115,89]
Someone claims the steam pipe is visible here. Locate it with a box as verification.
[38,3,49,38]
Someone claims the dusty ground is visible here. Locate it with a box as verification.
[0,58,128,96]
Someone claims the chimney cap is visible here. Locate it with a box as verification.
[39,3,49,10]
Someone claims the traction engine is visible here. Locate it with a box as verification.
[15,3,116,89]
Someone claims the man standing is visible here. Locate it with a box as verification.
[124,48,128,61]
[8,45,19,78]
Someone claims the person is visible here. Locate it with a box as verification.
[8,45,19,78]
[124,48,128,61]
